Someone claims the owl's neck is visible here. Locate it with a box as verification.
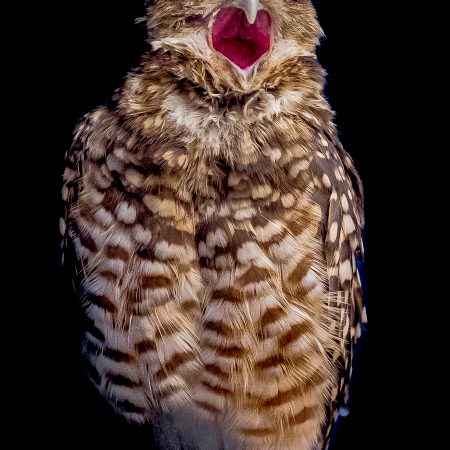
[114,48,336,193]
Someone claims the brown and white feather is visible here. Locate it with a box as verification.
[62,1,365,448]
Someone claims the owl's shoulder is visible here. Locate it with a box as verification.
[69,107,125,162]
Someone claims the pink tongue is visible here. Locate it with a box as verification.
[212,7,272,70]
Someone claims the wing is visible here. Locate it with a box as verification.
[61,107,205,423]
[61,110,119,294]
[61,114,90,289]
[60,110,156,421]
[309,127,366,446]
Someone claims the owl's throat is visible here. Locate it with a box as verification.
[212,7,272,72]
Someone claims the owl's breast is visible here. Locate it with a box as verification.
[188,171,335,449]
[68,107,342,446]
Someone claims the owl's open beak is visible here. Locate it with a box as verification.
[234,0,264,25]
[211,1,272,72]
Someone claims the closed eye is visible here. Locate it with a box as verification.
[185,15,206,26]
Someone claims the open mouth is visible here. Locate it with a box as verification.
[212,6,272,71]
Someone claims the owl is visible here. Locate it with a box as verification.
[61,1,366,449]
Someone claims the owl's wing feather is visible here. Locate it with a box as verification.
[315,130,366,446]
[61,116,91,291]
[61,109,125,288]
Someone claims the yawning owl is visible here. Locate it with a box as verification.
[62,1,366,449]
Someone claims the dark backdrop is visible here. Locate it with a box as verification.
[33,1,404,448]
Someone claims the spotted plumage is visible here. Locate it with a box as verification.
[62,1,365,449]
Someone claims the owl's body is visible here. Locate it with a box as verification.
[62,1,365,449]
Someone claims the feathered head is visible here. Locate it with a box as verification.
[143,1,323,95]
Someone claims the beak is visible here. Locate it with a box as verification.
[234,0,264,24]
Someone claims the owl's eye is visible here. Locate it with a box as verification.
[185,15,205,26]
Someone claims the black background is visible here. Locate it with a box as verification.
[26,1,408,448]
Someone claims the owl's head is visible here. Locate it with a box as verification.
[145,0,322,94]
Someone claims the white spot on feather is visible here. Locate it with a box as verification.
[234,207,256,220]
[198,241,215,258]
[237,242,264,265]
[59,218,66,236]
[339,260,352,282]
[281,193,296,208]
[201,268,218,284]
[270,234,302,261]
[140,259,170,278]
[254,220,284,242]
[132,224,152,246]
[343,214,356,234]
[155,241,195,262]
[320,135,329,147]
[251,184,272,200]
[341,194,349,213]
[93,208,114,228]
[206,228,228,249]
[289,160,310,179]
[115,202,137,225]
[302,269,320,289]
[329,222,338,243]
[106,153,125,173]
[143,195,181,219]
[362,307,368,323]
[316,151,326,159]
[61,185,69,202]
[125,168,144,188]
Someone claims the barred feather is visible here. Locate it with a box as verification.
[62,1,365,448]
